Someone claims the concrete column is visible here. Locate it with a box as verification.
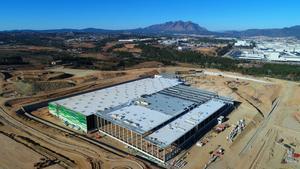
[103,118,106,131]
[122,127,125,141]
[126,129,129,143]
[130,130,133,145]
[127,129,130,143]
[96,117,100,129]
[163,149,165,162]
[119,126,122,140]
[152,143,154,155]
[116,125,119,138]
[118,125,121,139]
[113,124,116,136]
[102,119,105,131]
[141,136,144,151]
[99,118,104,129]
[135,133,138,149]
[103,119,107,132]
[145,141,148,153]
[110,121,113,135]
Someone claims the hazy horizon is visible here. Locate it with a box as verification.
[2,20,299,32]
[0,0,299,31]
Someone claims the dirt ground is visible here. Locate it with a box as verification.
[113,44,142,53]
[0,45,59,52]
[0,67,161,169]
[167,69,300,169]
[128,61,163,69]
[1,66,300,169]
[0,109,147,169]
[194,47,218,56]
[0,134,50,169]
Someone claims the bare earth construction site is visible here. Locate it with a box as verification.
[1,66,300,169]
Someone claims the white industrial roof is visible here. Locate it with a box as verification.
[51,77,181,116]
[146,99,226,148]
[104,105,172,134]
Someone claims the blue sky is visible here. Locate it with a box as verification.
[0,0,299,31]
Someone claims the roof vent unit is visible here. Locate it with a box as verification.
[177,127,186,132]
[185,119,196,125]
[124,120,131,124]
[131,123,140,127]
[111,114,118,119]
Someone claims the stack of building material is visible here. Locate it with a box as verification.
[227,119,246,142]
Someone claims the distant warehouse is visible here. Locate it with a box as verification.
[48,75,234,164]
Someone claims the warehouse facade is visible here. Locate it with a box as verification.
[48,75,234,163]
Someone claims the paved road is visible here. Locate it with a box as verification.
[203,71,272,84]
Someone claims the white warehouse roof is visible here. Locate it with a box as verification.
[146,99,226,148]
[51,77,181,116]
[103,105,173,134]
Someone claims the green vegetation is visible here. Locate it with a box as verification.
[113,51,134,58]
[106,43,125,52]
[15,81,75,96]
[0,33,66,48]
[193,37,235,44]
[113,51,144,68]
[15,82,34,95]
[139,44,238,69]
[239,63,300,81]
[139,44,300,81]
[0,56,28,65]
[1,31,300,81]
[216,44,233,56]
[81,38,116,52]
[0,49,98,67]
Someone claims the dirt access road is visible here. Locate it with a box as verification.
[0,105,147,169]
[0,69,163,169]
[1,67,299,169]
[234,80,300,169]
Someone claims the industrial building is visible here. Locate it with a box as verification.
[231,38,300,62]
[48,75,234,164]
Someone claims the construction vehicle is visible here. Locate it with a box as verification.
[95,133,102,139]
[214,123,230,133]
[276,138,300,164]
[204,146,224,169]
[217,116,225,124]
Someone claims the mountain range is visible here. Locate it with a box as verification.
[3,21,300,38]
[134,21,212,35]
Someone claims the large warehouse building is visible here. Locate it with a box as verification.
[48,75,234,164]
